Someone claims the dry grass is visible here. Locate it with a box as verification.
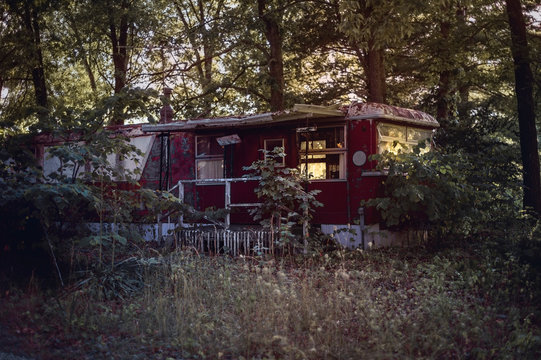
[1,246,540,359]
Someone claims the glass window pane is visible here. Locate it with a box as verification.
[197,159,224,179]
[196,136,224,157]
[299,127,344,150]
[300,153,344,179]
[326,154,341,179]
[378,124,406,140]
[300,160,326,180]
[378,140,409,154]
[407,128,432,143]
[264,139,284,152]
[297,126,345,180]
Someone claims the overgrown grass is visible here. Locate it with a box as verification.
[1,244,540,359]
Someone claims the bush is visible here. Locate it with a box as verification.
[364,139,522,241]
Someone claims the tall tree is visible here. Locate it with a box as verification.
[4,0,50,110]
[257,0,285,111]
[168,0,243,117]
[505,0,541,214]
[107,0,132,125]
[338,0,417,103]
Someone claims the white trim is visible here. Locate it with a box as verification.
[264,138,286,167]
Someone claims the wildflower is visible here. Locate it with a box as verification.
[337,270,350,281]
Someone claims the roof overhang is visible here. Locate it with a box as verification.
[348,114,440,128]
[141,105,345,133]
[346,102,439,128]
[141,102,439,133]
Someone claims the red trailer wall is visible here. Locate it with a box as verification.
[149,118,386,226]
[346,118,383,224]
[308,181,348,224]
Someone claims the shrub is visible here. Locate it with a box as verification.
[364,140,522,241]
[243,147,322,253]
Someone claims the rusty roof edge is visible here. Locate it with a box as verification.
[141,105,438,133]
[292,104,345,117]
[142,113,275,132]
[141,111,336,132]
[347,114,440,128]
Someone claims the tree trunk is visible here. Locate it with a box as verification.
[258,0,285,112]
[67,12,97,93]
[436,20,452,121]
[436,6,467,121]
[365,45,386,103]
[22,3,48,109]
[505,0,541,214]
[108,0,130,125]
[436,69,452,121]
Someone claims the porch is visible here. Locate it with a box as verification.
[155,177,368,253]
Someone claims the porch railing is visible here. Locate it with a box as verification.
[157,177,261,240]
[157,177,310,254]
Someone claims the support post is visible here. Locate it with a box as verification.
[359,207,365,250]
[178,180,184,227]
[225,180,231,229]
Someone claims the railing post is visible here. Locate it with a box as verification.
[225,179,231,229]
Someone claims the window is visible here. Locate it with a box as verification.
[264,138,285,166]
[196,136,224,179]
[298,126,346,180]
[377,123,433,154]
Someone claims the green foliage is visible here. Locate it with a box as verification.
[364,130,521,239]
[339,0,416,48]
[73,257,146,300]
[364,143,477,232]
[244,147,321,250]
[0,92,165,285]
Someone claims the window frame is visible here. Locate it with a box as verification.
[195,135,225,180]
[377,123,433,154]
[298,125,347,181]
[264,138,286,167]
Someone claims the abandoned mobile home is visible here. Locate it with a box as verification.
[36,101,439,250]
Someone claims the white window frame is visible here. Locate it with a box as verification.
[298,125,347,181]
[377,123,433,154]
[264,138,286,167]
[195,135,224,180]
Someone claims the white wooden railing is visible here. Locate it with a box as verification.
[157,177,310,254]
[157,177,261,240]
[171,177,261,228]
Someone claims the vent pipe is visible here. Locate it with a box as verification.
[159,87,174,124]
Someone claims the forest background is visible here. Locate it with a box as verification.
[0,0,541,358]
